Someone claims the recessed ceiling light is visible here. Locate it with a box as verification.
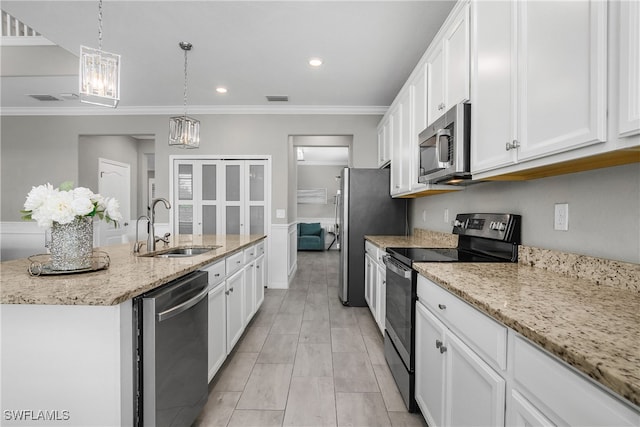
[309,58,323,67]
[216,87,228,94]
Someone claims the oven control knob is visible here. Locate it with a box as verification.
[453,220,465,228]
[489,221,496,230]
[498,222,506,231]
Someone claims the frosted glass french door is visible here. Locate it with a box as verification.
[174,160,222,236]
[223,160,267,235]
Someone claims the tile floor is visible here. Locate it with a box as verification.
[194,251,427,427]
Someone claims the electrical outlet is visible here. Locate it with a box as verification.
[554,203,569,231]
[422,210,427,222]
[444,208,449,224]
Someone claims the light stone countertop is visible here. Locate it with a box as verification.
[366,230,640,407]
[0,234,266,306]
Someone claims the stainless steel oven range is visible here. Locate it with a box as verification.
[383,213,522,412]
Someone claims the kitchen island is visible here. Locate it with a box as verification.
[0,234,265,426]
[366,231,640,419]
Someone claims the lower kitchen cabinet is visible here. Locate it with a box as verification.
[243,260,255,325]
[225,268,244,353]
[364,241,387,334]
[415,300,505,427]
[207,281,226,382]
[255,254,265,308]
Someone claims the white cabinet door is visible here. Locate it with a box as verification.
[255,254,265,309]
[375,262,386,335]
[516,0,607,161]
[411,63,428,192]
[446,330,506,427]
[619,0,640,138]
[225,269,244,353]
[243,261,255,325]
[364,253,374,308]
[470,0,517,174]
[508,390,556,427]
[390,101,405,195]
[427,43,446,126]
[415,301,446,427]
[377,121,391,167]
[208,282,226,382]
[444,2,470,109]
[174,160,223,236]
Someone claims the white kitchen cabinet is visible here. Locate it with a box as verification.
[618,0,640,138]
[426,1,470,126]
[255,253,265,309]
[207,281,226,382]
[375,262,386,334]
[377,121,391,168]
[364,241,387,334]
[173,159,268,237]
[364,252,375,307]
[391,88,412,196]
[225,268,244,353]
[508,332,640,427]
[508,389,555,427]
[243,260,255,325]
[471,0,608,177]
[415,299,505,427]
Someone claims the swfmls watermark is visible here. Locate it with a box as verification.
[3,409,70,422]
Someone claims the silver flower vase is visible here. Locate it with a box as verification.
[50,216,94,270]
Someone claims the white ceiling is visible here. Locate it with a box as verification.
[0,0,455,115]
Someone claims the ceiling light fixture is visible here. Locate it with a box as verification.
[169,42,200,149]
[309,58,323,67]
[216,87,228,94]
[79,0,121,108]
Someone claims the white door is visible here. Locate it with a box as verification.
[98,158,130,246]
[226,269,245,353]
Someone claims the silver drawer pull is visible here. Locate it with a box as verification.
[438,304,446,310]
[214,273,220,277]
[440,345,447,354]
[436,339,443,349]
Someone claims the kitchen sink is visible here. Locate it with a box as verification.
[141,246,221,258]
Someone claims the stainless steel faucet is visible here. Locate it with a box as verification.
[148,198,172,252]
[134,215,150,254]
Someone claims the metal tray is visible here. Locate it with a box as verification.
[28,251,111,276]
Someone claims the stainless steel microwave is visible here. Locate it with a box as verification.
[418,103,471,184]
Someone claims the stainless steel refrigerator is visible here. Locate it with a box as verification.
[337,168,407,306]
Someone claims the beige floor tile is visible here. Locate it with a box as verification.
[299,319,331,344]
[332,352,379,392]
[270,313,303,335]
[331,327,367,353]
[251,310,277,328]
[303,300,330,321]
[212,352,259,392]
[372,363,406,412]
[257,334,298,364]
[363,334,386,365]
[193,391,241,427]
[236,363,293,410]
[358,311,383,337]
[335,392,392,426]
[293,343,333,377]
[284,377,337,427]
[236,326,270,353]
[227,410,285,427]
[387,412,428,427]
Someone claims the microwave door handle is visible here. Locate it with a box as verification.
[436,129,451,168]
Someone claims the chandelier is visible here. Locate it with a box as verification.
[169,42,200,149]
[79,0,120,108]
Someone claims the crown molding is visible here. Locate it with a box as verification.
[0,104,388,117]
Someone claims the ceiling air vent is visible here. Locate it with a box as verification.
[28,94,63,101]
[266,95,289,102]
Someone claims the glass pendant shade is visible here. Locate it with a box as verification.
[79,45,120,108]
[169,115,200,149]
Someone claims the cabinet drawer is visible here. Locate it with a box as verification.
[255,241,265,257]
[417,275,507,370]
[244,244,257,263]
[512,334,640,426]
[365,241,377,258]
[226,251,244,275]
[204,259,226,286]
[376,250,388,267]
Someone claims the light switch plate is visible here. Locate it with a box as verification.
[276,209,286,219]
[554,203,569,231]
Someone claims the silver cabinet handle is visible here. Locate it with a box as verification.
[440,345,448,354]
[225,290,230,295]
[236,260,241,264]
[214,273,220,277]
[229,287,234,292]
[438,304,446,310]
[436,339,443,349]
[505,140,520,151]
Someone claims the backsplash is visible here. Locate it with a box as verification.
[518,246,640,293]
[413,228,458,247]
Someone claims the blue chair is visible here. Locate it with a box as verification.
[297,222,325,251]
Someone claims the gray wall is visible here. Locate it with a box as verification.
[78,135,140,218]
[410,163,640,263]
[1,114,380,223]
[297,164,345,218]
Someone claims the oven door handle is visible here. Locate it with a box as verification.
[384,255,412,279]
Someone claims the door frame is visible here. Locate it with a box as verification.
[97,157,131,246]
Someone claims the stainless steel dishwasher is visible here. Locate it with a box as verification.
[134,270,209,427]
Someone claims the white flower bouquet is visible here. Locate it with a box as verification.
[21,181,123,228]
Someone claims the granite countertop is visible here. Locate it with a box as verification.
[365,229,639,407]
[0,234,266,306]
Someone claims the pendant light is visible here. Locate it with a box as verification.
[79,0,121,108]
[169,42,200,149]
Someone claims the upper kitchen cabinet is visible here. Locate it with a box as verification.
[390,87,413,195]
[377,121,391,168]
[618,0,640,139]
[471,0,621,180]
[426,2,470,126]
